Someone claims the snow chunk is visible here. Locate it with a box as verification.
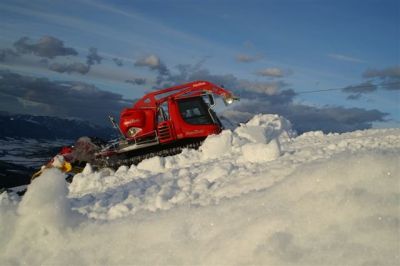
[197,164,232,182]
[241,139,281,163]
[69,167,115,195]
[82,163,93,175]
[115,165,129,175]
[235,125,269,143]
[300,130,325,138]
[51,155,65,168]
[200,130,232,159]
[236,114,294,143]
[107,203,130,219]
[246,113,291,128]
[137,156,165,173]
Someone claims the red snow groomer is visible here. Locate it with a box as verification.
[42,80,239,174]
[96,80,239,168]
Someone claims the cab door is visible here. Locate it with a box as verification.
[156,102,175,143]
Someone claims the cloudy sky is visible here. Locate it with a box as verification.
[0,0,399,132]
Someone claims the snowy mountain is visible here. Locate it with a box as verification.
[1,114,399,265]
[0,113,114,140]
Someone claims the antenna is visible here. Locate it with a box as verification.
[296,81,400,95]
[108,115,126,139]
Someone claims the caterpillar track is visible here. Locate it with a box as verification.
[93,139,204,170]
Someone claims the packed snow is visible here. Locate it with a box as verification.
[1,114,399,266]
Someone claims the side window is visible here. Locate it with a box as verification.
[157,102,170,122]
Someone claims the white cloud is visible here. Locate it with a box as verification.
[328,53,366,63]
[256,67,285,78]
[363,66,400,79]
[135,55,160,68]
[241,80,283,95]
[235,54,262,63]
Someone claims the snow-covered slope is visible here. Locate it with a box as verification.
[1,114,399,266]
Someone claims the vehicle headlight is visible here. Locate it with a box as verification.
[126,127,142,138]
[225,97,234,105]
[223,95,238,105]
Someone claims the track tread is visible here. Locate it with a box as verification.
[93,140,202,169]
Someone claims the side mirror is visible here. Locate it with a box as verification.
[207,94,215,106]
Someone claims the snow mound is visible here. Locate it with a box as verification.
[18,168,74,228]
[1,114,400,265]
[0,169,82,263]
[235,113,294,143]
[1,149,399,266]
[200,114,290,162]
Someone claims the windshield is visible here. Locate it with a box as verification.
[177,97,214,125]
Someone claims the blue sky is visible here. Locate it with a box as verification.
[0,0,399,131]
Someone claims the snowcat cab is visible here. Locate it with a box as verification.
[120,85,227,142]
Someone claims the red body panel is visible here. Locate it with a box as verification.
[120,108,155,139]
[120,109,145,129]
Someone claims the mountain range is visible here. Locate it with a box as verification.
[0,112,115,140]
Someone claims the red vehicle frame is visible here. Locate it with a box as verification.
[119,80,237,146]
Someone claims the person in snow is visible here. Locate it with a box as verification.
[31,137,100,182]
